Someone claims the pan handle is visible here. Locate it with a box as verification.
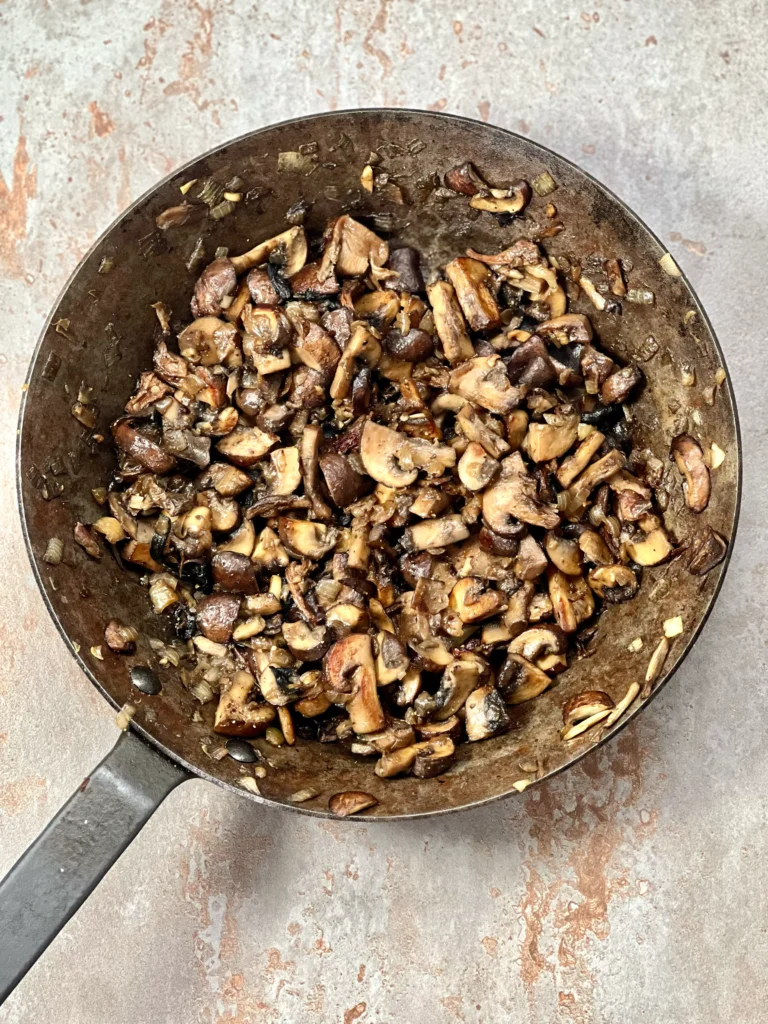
[0,729,187,1005]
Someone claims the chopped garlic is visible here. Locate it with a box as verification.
[664,616,683,638]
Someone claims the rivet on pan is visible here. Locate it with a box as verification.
[130,666,161,695]
[225,739,259,763]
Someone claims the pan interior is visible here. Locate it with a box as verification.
[18,110,739,818]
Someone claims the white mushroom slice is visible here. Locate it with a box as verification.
[216,426,279,467]
[433,658,484,720]
[483,452,560,531]
[251,526,290,570]
[320,216,389,279]
[548,568,595,633]
[625,528,673,566]
[524,407,579,462]
[449,355,522,415]
[374,632,410,686]
[214,671,276,736]
[330,323,382,400]
[449,577,507,623]
[269,447,301,495]
[360,421,418,488]
[444,257,501,331]
[556,431,605,488]
[230,226,307,275]
[325,634,384,735]
[277,518,339,560]
[458,442,499,491]
[464,685,511,741]
[407,515,470,551]
[178,317,240,366]
[426,281,475,364]
[545,532,583,575]
[456,404,510,460]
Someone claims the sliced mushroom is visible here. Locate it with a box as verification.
[457,405,510,460]
[449,355,522,415]
[191,258,237,317]
[548,568,595,633]
[686,526,727,575]
[483,453,560,531]
[449,577,506,623]
[458,442,499,491]
[625,528,673,566]
[299,425,332,519]
[153,340,189,386]
[278,518,339,560]
[444,161,487,195]
[587,565,638,602]
[330,323,382,400]
[565,449,626,516]
[196,593,241,643]
[125,372,172,415]
[214,671,276,736]
[360,421,417,488]
[426,281,475,364]
[497,659,552,712]
[387,246,425,293]
[282,620,330,662]
[374,631,410,685]
[580,345,616,395]
[354,289,400,331]
[410,486,450,518]
[524,407,579,463]
[104,620,137,654]
[412,736,456,778]
[241,305,293,374]
[444,258,501,331]
[269,446,302,495]
[578,528,613,566]
[562,690,614,727]
[610,470,653,522]
[112,421,176,475]
[245,267,280,305]
[433,658,484,720]
[320,453,371,508]
[513,534,548,580]
[292,322,341,377]
[178,317,239,366]
[556,430,605,488]
[469,181,531,215]
[230,226,307,276]
[671,434,711,513]
[321,216,389,279]
[216,426,279,467]
[212,550,260,594]
[545,532,583,575]
[465,685,511,741]
[252,526,290,571]
[407,515,470,551]
[537,313,593,346]
[325,634,384,734]
[601,365,643,405]
[508,625,567,662]
[199,490,239,532]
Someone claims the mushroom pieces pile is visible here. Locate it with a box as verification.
[99,210,696,785]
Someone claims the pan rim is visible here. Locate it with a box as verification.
[16,107,743,821]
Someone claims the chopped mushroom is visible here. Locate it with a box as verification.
[458,442,499,491]
[671,434,711,512]
[449,356,522,415]
[483,453,560,531]
[426,281,475,364]
[325,634,384,734]
[214,671,276,736]
[444,258,501,331]
[464,685,510,741]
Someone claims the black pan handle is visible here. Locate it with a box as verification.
[0,729,187,1004]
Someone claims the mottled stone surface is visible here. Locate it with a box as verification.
[0,1,765,1021]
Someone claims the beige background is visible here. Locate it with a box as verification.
[1,2,766,1022]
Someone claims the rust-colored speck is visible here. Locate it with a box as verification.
[477,100,491,122]
[427,98,448,112]
[439,994,466,1021]
[79,775,91,792]
[357,963,366,982]
[0,126,37,278]
[481,936,498,957]
[0,776,47,816]
[645,35,658,46]
[669,231,707,256]
[88,101,115,137]
[343,1001,366,1024]
[532,26,546,38]
[362,0,393,77]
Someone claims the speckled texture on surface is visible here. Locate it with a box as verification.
[0,2,766,1022]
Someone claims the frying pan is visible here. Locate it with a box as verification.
[0,109,740,1003]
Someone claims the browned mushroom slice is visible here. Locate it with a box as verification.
[252,526,290,571]
[387,246,425,292]
[123,540,163,572]
[433,658,484,720]
[246,494,312,519]
[153,340,188,386]
[626,528,673,566]
[245,267,280,305]
[458,442,499,491]
[548,568,595,633]
[230,226,307,276]
[508,625,567,662]
[426,281,475,364]
[537,313,593,346]
[268,446,301,495]
[241,305,292,374]
[328,791,379,816]
[320,453,370,509]
[444,258,501,331]
[524,407,579,462]
[513,534,548,580]
[319,215,388,280]
[292,322,341,377]
[444,160,488,195]
[545,532,583,575]
[196,593,241,643]
[686,526,727,575]
[374,631,410,685]
[449,356,522,415]
[407,515,470,551]
[578,528,613,566]
[283,621,330,662]
[214,670,276,736]
[601,365,644,405]
[465,685,511,741]
[360,421,417,488]
[112,421,176,474]
[562,690,614,728]
[299,425,332,519]
[330,323,382,400]
[178,317,240,366]
[565,449,626,515]
[218,520,256,557]
[610,470,653,522]
[409,485,450,519]
[455,404,510,460]
[587,565,638,602]
[354,289,400,331]
[199,490,239,532]
[411,736,456,778]
[497,654,554,704]
[212,550,260,594]
[74,522,102,560]
[216,426,279,467]
[556,430,605,488]
[470,181,531,215]
[191,258,237,317]
[278,518,338,560]
[579,345,616,395]
[449,577,506,623]
[671,434,711,513]
[125,372,171,415]
[325,634,384,735]
[466,238,543,268]
[483,453,560,531]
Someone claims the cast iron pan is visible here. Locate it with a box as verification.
[0,109,740,1003]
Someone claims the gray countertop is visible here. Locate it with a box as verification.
[0,2,765,1021]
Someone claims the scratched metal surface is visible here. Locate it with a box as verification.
[0,1,765,1022]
